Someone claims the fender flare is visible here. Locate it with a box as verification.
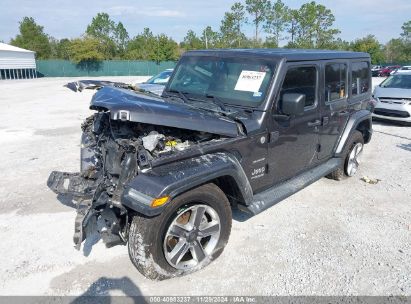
[121,152,253,216]
[334,109,372,157]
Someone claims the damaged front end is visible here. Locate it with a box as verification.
[48,110,227,249]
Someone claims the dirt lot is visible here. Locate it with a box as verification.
[0,77,410,297]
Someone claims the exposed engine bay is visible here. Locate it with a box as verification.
[48,111,222,249]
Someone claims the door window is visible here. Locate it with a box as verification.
[280,66,317,109]
[325,63,347,102]
[352,61,370,96]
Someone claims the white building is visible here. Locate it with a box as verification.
[0,43,37,80]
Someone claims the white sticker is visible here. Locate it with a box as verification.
[234,70,266,92]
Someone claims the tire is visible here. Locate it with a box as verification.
[327,130,364,181]
[128,183,232,280]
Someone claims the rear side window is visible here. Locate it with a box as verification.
[325,63,347,102]
[280,66,317,108]
[352,62,370,96]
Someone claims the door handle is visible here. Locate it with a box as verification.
[307,119,321,127]
[338,111,349,117]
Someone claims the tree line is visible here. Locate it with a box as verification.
[8,0,411,64]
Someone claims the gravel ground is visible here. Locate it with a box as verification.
[0,77,410,297]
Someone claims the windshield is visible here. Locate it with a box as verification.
[167,56,276,107]
[380,74,411,89]
[146,70,173,85]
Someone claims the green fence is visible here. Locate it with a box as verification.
[36,60,176,77]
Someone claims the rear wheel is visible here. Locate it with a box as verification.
[128,183,232,280]
[327,131,364,181]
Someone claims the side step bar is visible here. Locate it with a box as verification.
[240,158,342,216]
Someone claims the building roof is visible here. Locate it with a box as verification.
[185,48,370,61]
[0,43,34,53]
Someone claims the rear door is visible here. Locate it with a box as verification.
[267,63,321,185]
[318,60,350,159]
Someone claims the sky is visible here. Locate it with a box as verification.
[1,0,410,45]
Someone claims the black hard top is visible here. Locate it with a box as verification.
[184,48,370,61]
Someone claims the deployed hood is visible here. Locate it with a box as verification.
[90,86,240,137]
[374,86,411,99]
[65,80,131,92]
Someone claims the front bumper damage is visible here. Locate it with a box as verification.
[48,171,98,249]
[47,170,127,249]
[47,84,240,250]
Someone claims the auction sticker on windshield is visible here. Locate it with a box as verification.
[234,70,266,92]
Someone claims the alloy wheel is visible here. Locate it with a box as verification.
[163,204,221,270]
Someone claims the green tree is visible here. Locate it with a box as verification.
[126,28,178,61]
[286,2,340,49]
[380,21,411,64]
[56,38,72,59]
[49,38,71,59]
[126,28,156,60]
[10,17,51,59]
[245,0,270,43]
[201,26,220,49]
[113,22,129,57]
[86,12,115,40]
[384,39,411,64]
[401,20,411,42]
[350,35,384,64]
[152,34,179,62]
[68,36,104,63]
[286,9,299,46]
[85,12,129,58]
[264,0,289,47]
[181,30,203,50]
[327,38,350,51]
[220,2,246,48]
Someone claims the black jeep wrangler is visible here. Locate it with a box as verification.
[48,49,373,280]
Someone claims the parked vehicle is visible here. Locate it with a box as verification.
[373,72,411,124]
[64,69,174,96]
[48,49,373,280]
[379,66,401,77]
[371,65,382,77]
[133,69,174,96]
[394,66,411,74]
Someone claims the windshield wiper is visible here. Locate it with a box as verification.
[166,89,189,103]
[135,87,162,98]
[205,94,227,112]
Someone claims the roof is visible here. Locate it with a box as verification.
[0,43,34,53]
[184,48,370,61]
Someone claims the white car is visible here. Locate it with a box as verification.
[133,69,174,96]
[373,72,411,124]
[394,66,411,74]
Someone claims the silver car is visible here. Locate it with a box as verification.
[134,69,174,96]
[373,72,411,124]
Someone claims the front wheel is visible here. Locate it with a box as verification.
[128,183,232,280]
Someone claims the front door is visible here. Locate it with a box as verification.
[267,63,321,185]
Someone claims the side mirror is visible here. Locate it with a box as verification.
[282,93,306,116]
